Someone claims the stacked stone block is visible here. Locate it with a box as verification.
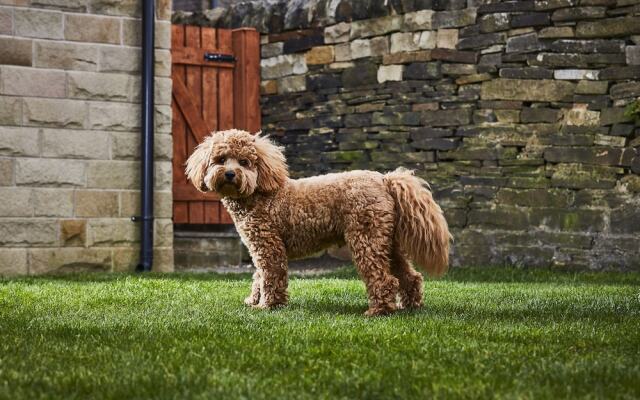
[175,0,640,271]
[0,0,174,275]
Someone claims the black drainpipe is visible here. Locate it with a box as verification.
[134,0,155,272]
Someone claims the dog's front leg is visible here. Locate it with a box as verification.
[251,243,288,309]
[244,270,262,306]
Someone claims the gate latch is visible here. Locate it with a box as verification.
[204,53,235,63]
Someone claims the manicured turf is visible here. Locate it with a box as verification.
[1,267,639,399]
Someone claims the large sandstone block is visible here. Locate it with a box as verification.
[16,158,85,187]
[0,8,12,35]
[0,249,28,275]
[14,8,63,39]
[23,98,87,128]
[42,129,110,159]
[98,46,140,73]
[119,190,172,219]
[29,248,112,274]
[67,71,137,102]
[481,79,574,101]
[1,66,66,98]
[0,219,58,246]
[88,0,141,17]
[87,218,139,247]
[32,189,74,217]
[0,37,32,66]
[34,41,98,71]
[111,131,172,160]
[60,219,86,246]
[64,14,120,44]
[75,190,119,217]
[0,188,32,217]
[0,96,22,125]
[87,160,137,189]
[89,102,140,131]
[0,159,13,186]
[0,127,40,157]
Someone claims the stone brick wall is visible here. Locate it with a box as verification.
[176,0,640,271]
[0,0,174,275]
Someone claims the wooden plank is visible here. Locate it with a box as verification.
[188,202,205,224]
[173,184,220,201]
[172,74,212,144]
[232,28,261,132]
[171,47,235,68]
[173,202,189,224]
[218,29,234,130]
[204,202,221,224]
[201,27,219,133]
[220,206,234,224]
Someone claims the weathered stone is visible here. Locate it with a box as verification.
[564,105,600,126]
[98,46,140,72]
[436,29,458,49]
[282,31,324,53]
[0,37,32,67]
[533,52,625,68]
[411,138,460,150]
[0,8,12,35]
[539,26,575,38]
[600,107,632,125]
[390,32,420,53]
[479,13,510,33]
[626,46,640,65]
[261,54,307,79]
[15,158,85,187]
[60,219,86,246]
[324,150,367,163]
[481,79,574,101]
[0,249,28,276]
[431,48,477,63]
[88,102,139,131]
[383,50,432,64]
[576,16,640,38]
[433,8,476,29]
[0,159,13,186]
[261,42,283,58]
[14,8,63,39]
[87,0,141,16]
[342,61,377,88]
[497,188,573,207]
[553,69,599,80]
[370,36,390,56]
[1,66,66,98]
[87,218,139,247]
[594,134,626,147]
[534,0,578,10]
[510,12,550,28]
[531,209,604,232]
[499,67,553,79]
[521,107,559,123]
[31,189,73,217]
[575,80,608,94]
[324,22,350,44]
[278,75,306,94]
[458,32,506,50]
[350,39,372,59]
[67,71,136,101]
[0,188,32,217]
[550,39,624,53]
[0,127,40,157]
[506,32,541,53]
[23,98,86,128]
[64,14,120,44]
[377,65,404,83]
[29,248,112,274]
[544,147,627,166]
[609,124,634,137]
[0,219,58,246]
[455,73,492,85]
[552,6,606,21]
[261,79,278,95]
[421,108,472,126]
[404,9,434,31]
[34,41,97,71]
[305,45,334,64]
[479,1,536,13]
[610,205,640,234]
[350,15,403,39]
[404,62,441,80]
[599,66,640,80]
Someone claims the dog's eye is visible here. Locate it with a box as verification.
[217,157,226,164]
[239,159,249,167]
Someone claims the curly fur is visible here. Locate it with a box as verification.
[186,129,452,316]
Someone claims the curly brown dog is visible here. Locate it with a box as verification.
[186,129,451,316]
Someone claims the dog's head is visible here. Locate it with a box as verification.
[185,129,288,198]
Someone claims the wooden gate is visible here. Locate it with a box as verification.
[171,25,260,224]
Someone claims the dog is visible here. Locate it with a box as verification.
[185,129,451,316]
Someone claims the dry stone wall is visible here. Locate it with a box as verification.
[0,0,174,275]
[181,0,640,271]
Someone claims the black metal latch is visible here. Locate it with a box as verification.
[204,53,235,63]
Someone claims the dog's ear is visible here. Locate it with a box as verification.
[253,133,288,193]
[185,134,216,192]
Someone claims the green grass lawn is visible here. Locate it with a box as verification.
[1,267,639,400]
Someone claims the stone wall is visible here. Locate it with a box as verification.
[176,0,640,271]
[0,0,174,275]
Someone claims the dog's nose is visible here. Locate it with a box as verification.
[224,170,235,181]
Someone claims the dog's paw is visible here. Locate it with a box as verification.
[364,304,397,317]
[251,301,286,310]
[244,296,260,306]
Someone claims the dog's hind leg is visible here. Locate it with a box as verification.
[390,247,424,309]
[244,269,262,306]
[345,222,399,316]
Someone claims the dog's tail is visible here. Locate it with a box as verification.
[384,168,452,277]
